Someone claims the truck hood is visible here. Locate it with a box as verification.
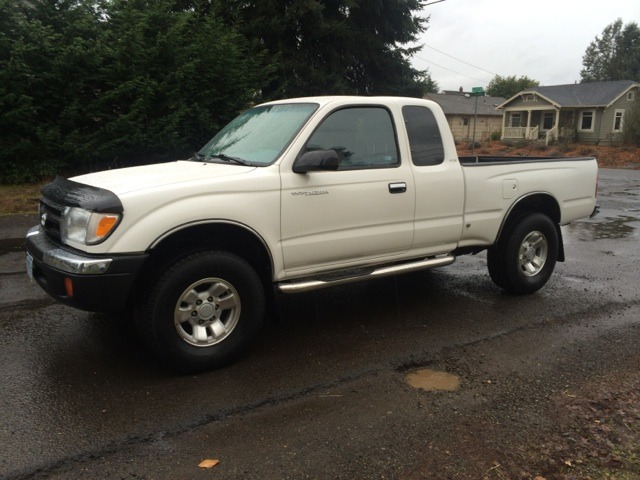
[72,160,255,196]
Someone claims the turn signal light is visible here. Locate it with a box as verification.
[96,215,119,239]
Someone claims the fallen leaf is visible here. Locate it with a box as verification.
[199,459,220,469]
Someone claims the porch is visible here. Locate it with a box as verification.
[501,109,563,145]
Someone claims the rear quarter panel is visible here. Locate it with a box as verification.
[458,158,598,247]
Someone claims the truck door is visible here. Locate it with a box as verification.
[280,105,415,274]
[402,105,465,254]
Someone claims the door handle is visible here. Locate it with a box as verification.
[388,182,407,194]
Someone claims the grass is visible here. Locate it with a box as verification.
[0,183,43,215]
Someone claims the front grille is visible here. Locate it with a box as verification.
[40,197,64,242]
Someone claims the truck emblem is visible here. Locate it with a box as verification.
[291,190,329,197]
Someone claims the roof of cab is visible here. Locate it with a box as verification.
[259,95,437,109]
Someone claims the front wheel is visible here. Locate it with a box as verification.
[136,251,265,373]
[487,213,558,295]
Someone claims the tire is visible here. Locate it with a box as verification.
[487,212,558,295]
[136,251,265,373]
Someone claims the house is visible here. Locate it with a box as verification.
[498,80,639,145]
[425,91,505,143]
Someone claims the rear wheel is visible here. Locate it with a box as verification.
[136,251,265,373]
[487,212,558,294]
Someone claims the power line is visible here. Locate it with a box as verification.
[422,44,500,76]
[414,55,488,83]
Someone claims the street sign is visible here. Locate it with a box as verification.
[471,87,485,96]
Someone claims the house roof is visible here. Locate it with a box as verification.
[499,80,638,109]
[425,93,505,116]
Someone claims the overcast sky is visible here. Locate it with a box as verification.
[411,0,640,93]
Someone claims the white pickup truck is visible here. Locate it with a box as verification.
[26,96,598,372]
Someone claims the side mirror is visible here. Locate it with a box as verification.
[292,150,339,174]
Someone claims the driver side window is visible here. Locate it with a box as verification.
[303,107,399,169]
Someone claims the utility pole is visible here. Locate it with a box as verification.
[470,87,485,154]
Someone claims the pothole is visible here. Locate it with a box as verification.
[405,369,461,392]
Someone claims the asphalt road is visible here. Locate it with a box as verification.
[1,169,638,479]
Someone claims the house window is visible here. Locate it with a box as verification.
[628,91,635,101]
[613,109,625,132]
[579,110,595,131]
[463,117,469,126]
[542,112,554,130]
[510,113,521,128]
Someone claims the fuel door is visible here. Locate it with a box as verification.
[502,179,518,199]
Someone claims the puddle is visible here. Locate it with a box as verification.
[405,369,461,392]
[0,238,25,256]
[566,215,639,241]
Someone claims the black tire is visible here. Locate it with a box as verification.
[135,251,265,373]
[487,212,558,295]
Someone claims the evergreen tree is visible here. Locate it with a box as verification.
[222,0,436,98]
[86,0,273,166]
[0,0,273,182]
[0,0,436,183]
[0,0,103,182]
[581,19,640,82]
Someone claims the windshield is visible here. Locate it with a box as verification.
[197,103,318,165]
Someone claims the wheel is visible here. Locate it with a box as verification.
[487,212,558,295]
[136,251,265,373]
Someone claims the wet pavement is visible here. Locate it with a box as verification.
[0,169,639,479]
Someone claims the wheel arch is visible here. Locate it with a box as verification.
[130,221,275,307]
[496,192,565,262]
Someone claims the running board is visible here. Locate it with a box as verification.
[277,255,456,294]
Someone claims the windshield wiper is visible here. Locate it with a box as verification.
[214,153,252,166]
[194,152,253,166]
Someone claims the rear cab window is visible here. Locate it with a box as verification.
[402,106,445,166]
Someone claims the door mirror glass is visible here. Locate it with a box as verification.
[292,150,339,174]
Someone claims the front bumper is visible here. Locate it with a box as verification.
[25,226,148,313]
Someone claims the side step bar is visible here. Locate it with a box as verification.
[277,255,456,294]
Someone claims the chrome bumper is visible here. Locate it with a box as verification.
[26,226,113,275]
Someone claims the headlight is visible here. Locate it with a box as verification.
[61,207,121,245]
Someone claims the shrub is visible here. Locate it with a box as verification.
[579,147,595,156]
[551,144,571,155]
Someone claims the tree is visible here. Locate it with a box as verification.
[222,0,437,98]
[83,0,273,165]
[0,0,103,182]
[0,0,437,183]
[0,0,273,182]
[485,75,539,99]
[581,19,640,82]
[623,95,640,146]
